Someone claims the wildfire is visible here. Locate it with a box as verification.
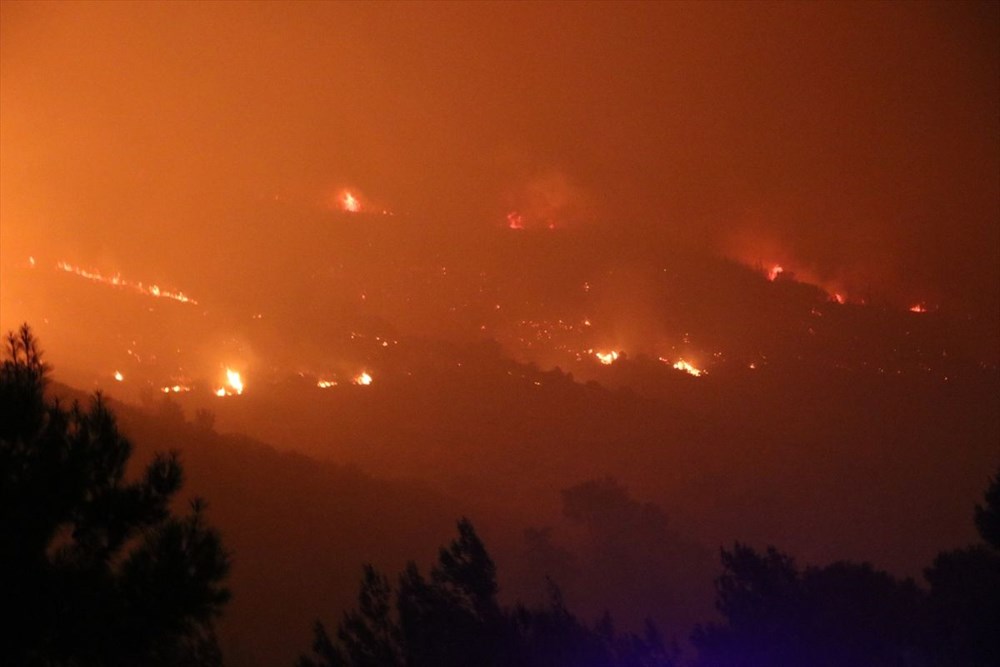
[909,303,928,314]
[161,385,191,394]
[663,358,704,377]
[831,293,846,305]
[507,211,525,230]
[56,261,198,304]
[215,368,244,396]
[353,372,373,386]
[341,191,361,213]
[593,351,619,365]
[767,265,784,282]
[113,371,124,382]
[227,368,244,393]
[316,379,338,389]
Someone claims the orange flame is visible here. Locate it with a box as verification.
[316,379,338,389]
[767,265,784,282]
[353,372,373,386]
[342,191,361,213]
[909,303,928,313]
[56,261,198,304]
[161,385,191,394]
[227,368,244,393]
[215,368,244,396]
[594,351,619,365]
[507,211,525,230]
[661,357,704,377]
[113,371,124,382]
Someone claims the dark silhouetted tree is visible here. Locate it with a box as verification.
[974,467,1000,550]
[924,465,1000,666]
[0,324,231,666]
[690,544,928,667]
[299,518,676,667]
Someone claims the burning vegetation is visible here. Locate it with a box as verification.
[56,261,198,305]
[215,368,245,397]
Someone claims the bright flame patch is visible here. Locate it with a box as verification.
[342,191,361,213]
[661,357,704,377]
[215,368,245,396]
[594,351,619,365]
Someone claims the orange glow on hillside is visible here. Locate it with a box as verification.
[910,303,928,313]
[507,211,525,230]
[767,265,784,282]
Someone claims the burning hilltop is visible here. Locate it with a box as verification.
[5,200,994,408]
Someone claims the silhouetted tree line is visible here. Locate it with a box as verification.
[297,517,677,667]
[688,464,1000,667]
[0,325,230,666]
[305,476,1000,667]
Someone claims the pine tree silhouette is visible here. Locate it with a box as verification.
[300,518,676,667]
[0,324,231,666]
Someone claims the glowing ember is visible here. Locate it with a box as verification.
[342,191,361,213]
[507,211,525,230]
[56,261,198,304]
[214,388,227,397]
[767,265,784,282]
[316,379,338,389]
[353,372,373,386]
[671,359,704,377]
[113,371,124,382]
[28,256,36,268]
[594,351,619,365]
[909,303,928,313]
[161,385,191,394]
[831,293,846,305]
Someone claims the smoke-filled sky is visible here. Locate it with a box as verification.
[2,1,997,315]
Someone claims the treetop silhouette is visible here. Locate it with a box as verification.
[0,324,231,666]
